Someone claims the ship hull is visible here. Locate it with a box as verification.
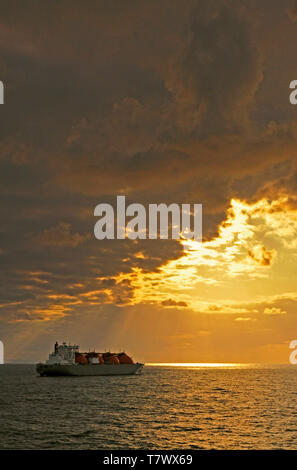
[36,362,144,377]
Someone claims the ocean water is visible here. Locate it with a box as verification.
[0,364,297,450]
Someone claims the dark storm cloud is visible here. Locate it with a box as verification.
[287,1,297,23]
[51,0,296,210]
[166,0,263,133]
[34,222,91,247]
[0,0,296,333]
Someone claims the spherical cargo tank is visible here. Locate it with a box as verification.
[102,352,120,364]
[75,353,88,364]
[117,352,134,364]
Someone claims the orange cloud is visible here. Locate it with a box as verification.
[109,196,297,316]
[161,298,188,308]
[248,244,276,266]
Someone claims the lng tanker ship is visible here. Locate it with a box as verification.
[36,342,144,376]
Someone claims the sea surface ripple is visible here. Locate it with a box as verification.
[0,364,296,449]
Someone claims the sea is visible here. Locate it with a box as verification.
[0,363,297,450]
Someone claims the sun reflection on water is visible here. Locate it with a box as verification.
[146,362,254,368]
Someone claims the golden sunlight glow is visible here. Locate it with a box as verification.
[14,196,297,324]
[146,363,253,368]
[112,196,297,316]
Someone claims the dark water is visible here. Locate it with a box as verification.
[1,364,297,449]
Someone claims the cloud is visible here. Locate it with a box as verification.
[110,196,297,313]
[161,299,188,308]
[287,1,297,23]
[165,0,263,132]
[34,222,90,247]
[0,0,297,361]
[263,307,286,315]
[235,317,254,322]
[248,244,276,266]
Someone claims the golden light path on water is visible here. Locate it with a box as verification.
[146,363,253,368]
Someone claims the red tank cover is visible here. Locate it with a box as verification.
[75,353,88,364]
[117,352,134,364]
[103,353,120,364]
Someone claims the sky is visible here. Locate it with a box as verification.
[0,0,297,363]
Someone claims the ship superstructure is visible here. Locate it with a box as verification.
[46,342,79,365]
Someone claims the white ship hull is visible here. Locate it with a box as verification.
[37,362,144,377]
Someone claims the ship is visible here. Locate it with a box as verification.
[36,342,144,376]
